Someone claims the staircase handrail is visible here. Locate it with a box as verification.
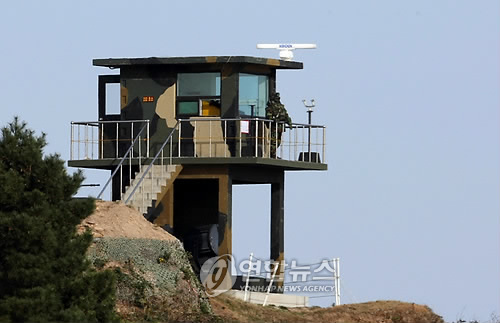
[97,122,149,199]
[124,121,179,204]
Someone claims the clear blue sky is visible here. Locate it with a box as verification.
[1,1,498,321]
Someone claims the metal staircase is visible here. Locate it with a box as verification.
[97,121,180,218]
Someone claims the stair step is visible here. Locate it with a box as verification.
[130,174,170,187]
[129,191,157,202]
[129,177,169,189]
[124,185,164,199]
[128,197,153,209]
[122,164,182,216]
[133,187,163,196]
[135,165,174,175]
[133,169,171,178]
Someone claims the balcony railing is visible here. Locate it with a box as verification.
[70,118,326,164]
[70,120,150,161]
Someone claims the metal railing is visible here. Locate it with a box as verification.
[176,118,326,163]
[70,119,150,160]
[96,122,149,199]
[124,121,179,204]
[70,118,326,164]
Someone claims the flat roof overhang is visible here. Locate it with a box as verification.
[93,56,303,70]
[68,157,327,171]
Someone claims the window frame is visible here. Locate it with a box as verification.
[176,72,222,119]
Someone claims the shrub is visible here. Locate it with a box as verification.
[0,118,118,322]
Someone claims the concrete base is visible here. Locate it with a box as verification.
[225,290,309,308]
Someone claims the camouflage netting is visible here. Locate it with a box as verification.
[87,237,215,322]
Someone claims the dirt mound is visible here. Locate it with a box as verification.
[211,295,444,323]
[80,201,214,322]
[79,200,177,241]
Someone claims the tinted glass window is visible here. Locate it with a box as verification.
[239,73,269,117]
[178,101,199,116]
[177,73,221,97]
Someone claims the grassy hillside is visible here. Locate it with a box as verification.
[211,294,444,323]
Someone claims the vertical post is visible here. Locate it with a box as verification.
[280,122,284,159]
[100,122,104,159]
[334,258,341,306]
[270,171,285,288]
[224,120,227,157]
[151,160,154,207]
[333,258,337,305]
[244,252,254,302]
[178,121,181,157]
[141,170,145,212]
[269,120,272,158]
[130,122,133,182]
[301,126,305,160]
[78,125,81,160]
[263,261,279,306]
[302,99,315,161]
[274,121,279,159]
[262,120,266,157]
[209,119,212,157]
[146,121,150,158]
[119,165,123,200]
[129,144,132,186]
[84,124,88,159]
[294,125,297,161]
[217,174,232,257]
[288,125,292,161]
[70,123,74,160]
[322,127,326,163]
[116,122,119,158]
[91,124,94,159]
[252,120,259,157]
[194,120,197,157]
[138,135,142,173]
[308,110,312,160]
[170,133,173,164]
[239,121,242,158]
[337,258,341,305]
[131,122,134,158]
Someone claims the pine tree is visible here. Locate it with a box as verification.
[0,118,118,323]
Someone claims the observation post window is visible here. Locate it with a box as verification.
[239,73,269,118]
[177,72,221,117]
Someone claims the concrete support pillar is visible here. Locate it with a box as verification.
[270,171,285,286]
[218,174,233,256]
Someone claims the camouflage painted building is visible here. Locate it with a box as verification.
[69,55,327,281]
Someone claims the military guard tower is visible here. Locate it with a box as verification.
[69,55,327,278]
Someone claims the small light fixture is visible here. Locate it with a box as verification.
[302,99,316,156]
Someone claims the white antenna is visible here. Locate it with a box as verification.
[257,43,317,61]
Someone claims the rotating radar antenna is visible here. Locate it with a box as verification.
[256,43,317,61]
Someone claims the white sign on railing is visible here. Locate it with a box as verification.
[240,120,250,134]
